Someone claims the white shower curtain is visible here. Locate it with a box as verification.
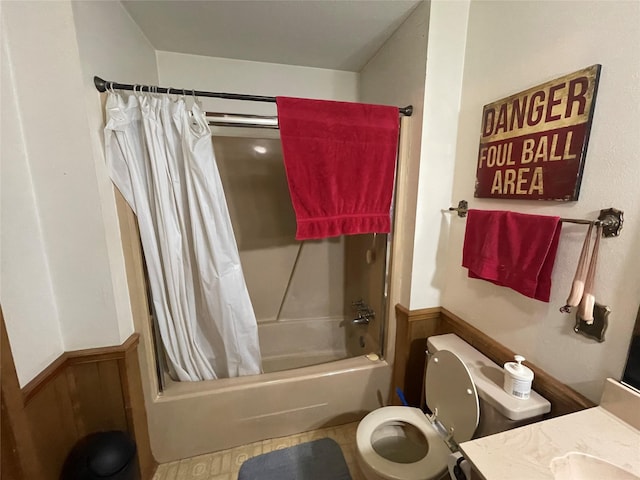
[104,92,262,381]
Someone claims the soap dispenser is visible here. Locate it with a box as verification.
[503,355,534,399]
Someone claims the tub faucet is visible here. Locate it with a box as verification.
[353,311,374,325]
[352,300,375,325]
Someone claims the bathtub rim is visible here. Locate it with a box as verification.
[156,355,390,401]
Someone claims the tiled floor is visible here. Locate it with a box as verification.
[152,422,366,480]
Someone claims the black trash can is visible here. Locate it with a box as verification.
[61,431,139,480]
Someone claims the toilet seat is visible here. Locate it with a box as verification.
[356,406,451,480]
[356,349,480,480]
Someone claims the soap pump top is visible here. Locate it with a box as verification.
[505,355,534,381]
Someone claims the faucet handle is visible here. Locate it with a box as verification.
[352,312,371,325]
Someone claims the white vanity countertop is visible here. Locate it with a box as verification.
[459,380,640,480]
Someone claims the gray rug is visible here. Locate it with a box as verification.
[238,438,352,480]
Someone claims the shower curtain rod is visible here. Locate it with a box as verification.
[94,76,413,116]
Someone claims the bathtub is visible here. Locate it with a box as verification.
[146,354,392,462]
[124,118,411,464]
[139,311,389,462]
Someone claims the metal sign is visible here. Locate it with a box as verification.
[475,65,601,200]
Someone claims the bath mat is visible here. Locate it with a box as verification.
[238,437,352,480]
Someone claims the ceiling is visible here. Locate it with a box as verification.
[121,0,422,72]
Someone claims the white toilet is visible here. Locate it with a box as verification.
[356,334,551,480]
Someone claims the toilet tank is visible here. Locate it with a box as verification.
[426,334,551,437]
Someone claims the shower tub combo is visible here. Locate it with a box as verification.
[127,124,408,462]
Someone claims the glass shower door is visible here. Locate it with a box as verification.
[212,127,388,372]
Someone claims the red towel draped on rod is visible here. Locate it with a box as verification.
[462,210,563,302]
[276,96,399,240]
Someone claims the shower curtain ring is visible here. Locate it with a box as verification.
[191,88,202,109]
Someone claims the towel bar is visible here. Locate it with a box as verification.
[444,201,623,238]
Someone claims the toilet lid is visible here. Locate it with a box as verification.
[425,350,479,444]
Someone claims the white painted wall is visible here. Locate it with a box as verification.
[71,0,158,344]
[359,1,430,307]
[410,0,469,309]
[1,0,123,378]
[157,52,358,324]
[0,0,155,385]
[441,0,640,401]
[157,51,359,115]
[1,21,64,385]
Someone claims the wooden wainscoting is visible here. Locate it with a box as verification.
[391,305,442,406]
[392,305,595,417]
[1,310,45,479]
[1,312,156,480]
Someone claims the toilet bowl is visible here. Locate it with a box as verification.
[356,334,552,480]
[357,348,479,480]
[356,406,454,480]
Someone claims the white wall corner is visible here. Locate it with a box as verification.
[358,1,431,308]
[2,1,130,356]
[69,0,162,344]
[410,0,470,310]
[70,0,161,344]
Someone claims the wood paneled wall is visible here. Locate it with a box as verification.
[391,305,441,407]
[392,304,595,417]
[1,310,45,480]
[1,312,156,480]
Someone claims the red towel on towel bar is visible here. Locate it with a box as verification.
[462,210,562,302]
[276,97,399,240]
